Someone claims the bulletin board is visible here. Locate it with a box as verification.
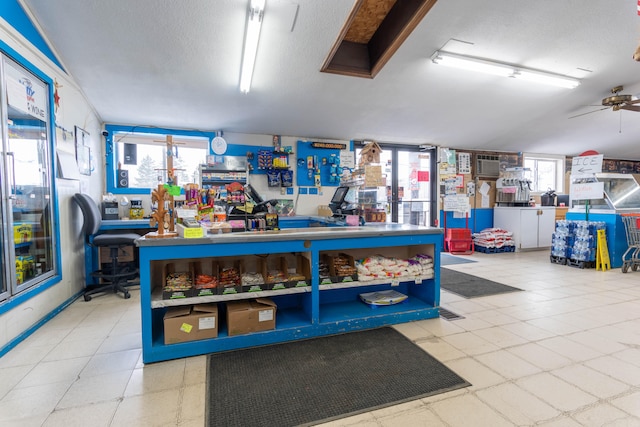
[295,140,344,187]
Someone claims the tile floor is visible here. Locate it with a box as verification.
[1,250,639,426]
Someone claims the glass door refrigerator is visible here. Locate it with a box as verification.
[0,54,57,302]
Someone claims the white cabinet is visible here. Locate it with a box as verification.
[494,207,555,251]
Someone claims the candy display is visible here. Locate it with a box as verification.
[241,272,264,286]
[195,274,218,289]
[266,269,287,284]
[355,254,434,281]
[219,267,240,286]
[334,255,357,276]
[164,272,192,291]
[287,272,306,282]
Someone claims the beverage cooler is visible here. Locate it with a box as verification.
[0,54,57,302]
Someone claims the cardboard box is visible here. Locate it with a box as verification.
[284,254,311,288]
[226,298,277,336]
[324,253,358,283]
[14,223,32,244]
[259,256,287,290]
[164,303,218,344]
[99,246,135,263]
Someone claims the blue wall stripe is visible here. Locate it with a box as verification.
[0,0,65,71]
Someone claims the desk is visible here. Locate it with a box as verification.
[83,219,153,286]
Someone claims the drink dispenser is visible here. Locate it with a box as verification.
[496,169,532,206]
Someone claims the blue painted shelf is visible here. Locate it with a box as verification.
[137,224,443,363]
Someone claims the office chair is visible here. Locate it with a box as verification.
[73,193,140,301]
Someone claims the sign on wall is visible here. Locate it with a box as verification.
[571,154,603,176]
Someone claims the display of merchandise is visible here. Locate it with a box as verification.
[472,228,515,249]
[164,272,193,292]
[334,255,357,277]
[355,254,434,281]
[219,267,240,286]
[551,220,606,265]
[194,274,218,289]
[241,272,264,286]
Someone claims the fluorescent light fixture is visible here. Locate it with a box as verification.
[513,70,580,89]
[240,0,266,93]
[431,51,514,77]
[431,50,580,89]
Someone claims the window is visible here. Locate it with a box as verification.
[523,153,565,193]
[105,126,213,194]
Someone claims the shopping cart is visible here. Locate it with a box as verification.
[621,213,640,273]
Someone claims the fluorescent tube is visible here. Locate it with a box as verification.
[240,0,266,93]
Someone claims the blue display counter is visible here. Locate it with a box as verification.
[136,224,443,363]
[565,210,631,268]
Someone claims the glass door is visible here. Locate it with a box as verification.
[396,150,434,226]
[356,144,437,225]
[1,55,55,298]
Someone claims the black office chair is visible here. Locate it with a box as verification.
[73,193,140,301]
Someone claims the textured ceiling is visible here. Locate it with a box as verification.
[20,0,640,160]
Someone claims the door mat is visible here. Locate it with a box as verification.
[441,253,478,266]
[440,267,523,298]
[206,327,470,427]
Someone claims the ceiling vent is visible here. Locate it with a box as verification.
[475,154,500,178]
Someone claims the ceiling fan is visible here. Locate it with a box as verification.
[569,85,640,118]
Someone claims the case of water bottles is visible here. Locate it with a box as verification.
[551,220,606,267]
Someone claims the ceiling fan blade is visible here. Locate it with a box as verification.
[568,106,610,119]
[625,98,640,105]
[619,105,640,112]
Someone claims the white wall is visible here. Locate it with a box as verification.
[0,17,103,350]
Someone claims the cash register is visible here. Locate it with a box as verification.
[228,184,280,230]
[328,185,363,224]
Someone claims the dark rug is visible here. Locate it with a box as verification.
[206,327,470,427]
[441,252,478,266]
[440,267,523,298]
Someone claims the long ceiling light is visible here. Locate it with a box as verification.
[240,0,266,93]
[431,51,580,89]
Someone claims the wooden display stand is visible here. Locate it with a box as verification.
[146,135,181,238]
[147,184,178,238]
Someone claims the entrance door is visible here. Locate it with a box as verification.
[356,144,436,225]
[396,150,434,226]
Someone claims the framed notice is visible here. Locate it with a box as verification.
[75,126,91,175]
[77,145,91,176]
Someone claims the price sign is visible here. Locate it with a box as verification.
[570,181,604,200]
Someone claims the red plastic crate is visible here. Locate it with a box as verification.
[444,228,474,255]
[446,228,472,240]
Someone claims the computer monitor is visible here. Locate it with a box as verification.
[330,186,349,204]
[244,184,263,204]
